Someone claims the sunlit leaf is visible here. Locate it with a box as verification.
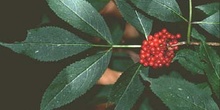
[148,76,219,110]
[0,27,91,61]
[40,49,112,110]
[130,0,185,22]
[109,64,149,110]
[47,0,113,44]
[198,11,220,38]
[195,2,220,16]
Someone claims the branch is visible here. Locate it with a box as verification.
[172,41,220,46]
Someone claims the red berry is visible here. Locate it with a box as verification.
[162,28,167,33]
[176,34,181,39]
[139,28,180,69]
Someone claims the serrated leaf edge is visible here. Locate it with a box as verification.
[151,0,187,22]
[113,64,142,109]
[48,0,113,44]
[41,49,112,110]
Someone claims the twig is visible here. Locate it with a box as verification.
[172,41,220,46]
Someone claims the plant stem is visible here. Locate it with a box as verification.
[172,41,220,46]
[92,41,220,48]
[112,45,141,48]
[91,44,142,48]
[187,0,193,44]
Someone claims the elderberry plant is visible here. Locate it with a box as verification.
[0,0,219,110]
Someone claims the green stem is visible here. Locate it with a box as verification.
[91,44,142,48]
[112,45,141,48]
[187,0,192,44]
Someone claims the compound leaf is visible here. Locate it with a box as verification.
[198,11,220,38]
[47,0,113,44]
[130,0,185,22]
[195,2,220,16]
[0,27,91,61]
[109,64,149,110]
[40,49,112,110]
[200,43,220,98]
[115,0,152,37]
[174,49,205,75]
[148,76,219,110]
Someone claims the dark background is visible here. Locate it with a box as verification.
[0,0,219,110]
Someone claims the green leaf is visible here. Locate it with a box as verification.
[107,18,125,44]
[109,52,134,72]
[191,28,206,42]
[109,64,149,110]
[198,11,220,38]
[47,0,113,44]
[86,0,109,11]
[130,0,186,22]
[174,49,205,75]
[195,2,220,16]
[40,49,112,110]
[0,27,91,61]
[200,43,220,98]
[115,0,153,37]
[138,98,153,110]
[148,76,219,110]
[89,85,113,105]
[196,83,212,96]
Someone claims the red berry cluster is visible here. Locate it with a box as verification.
[139,28,181,68]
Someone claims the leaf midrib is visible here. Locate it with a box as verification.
[153,0,188,22]
[202,43,220,79]
[135,11,147,37]
[2,42,91,46]
[59,0,112,44]
[115,64,142,108]
[43,49,111,110]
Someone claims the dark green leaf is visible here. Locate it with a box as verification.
[196,83,212,96]
[195,2,220,16]
[0,27,91,61]
[138,98,153,110]
[191,28,206,42]
[40,49,112,110]
[130,0,185,22]
[47,0,113,44]
[115,0,152,37]
[86,0,109,11]
[89,85,113,105]
[109,64,149,110]
[200,43,220,98]
[148,76,219,110]
[169,71,183,79]
[174,49,205,74]
[109,52,134,72]
[107,18,124,44]
[198,11,220,38]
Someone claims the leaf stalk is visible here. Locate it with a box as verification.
[187,0,193,44]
